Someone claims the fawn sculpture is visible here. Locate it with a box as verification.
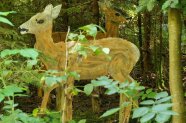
[52,2,127,43]
[19,4,140,123]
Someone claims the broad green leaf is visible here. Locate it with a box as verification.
[140,100,155,105]
[162,0,171,11]
[79,24,97,38]
[152,103,173,112]
[159,110,178,115]
[102,48,110,54]
[69,71,80,80]
[170,0,179,8]
[132,107,150,118]
[135,86,145,91]
[20,49,39,59]
[2,85,23,96]
[146,89,152,94]
[0,16,14,26]
[91,76,113,87]
[156,96,171,104]
[155,113,171,123]
[0,11,16,16]
[78,119,86,123]
[89,45,100,52]
[105,86,119,95]
[32,108,39,117]
[155,91,168,99]
[147,92,156,99]
[140,112,155,123]
[68,33,78,41]
[45,77,57,87]
[0,49,19,58]
[78,34,87,42]
[84,84,93,95]
[27,59,38,69]
[100,107,120,118]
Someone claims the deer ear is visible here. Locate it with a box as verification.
[51,4,62,19]
[43,4,53,15]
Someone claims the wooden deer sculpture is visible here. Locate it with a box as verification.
[19,4,140,123]
[98,1,127,37]
[52,1,127,43]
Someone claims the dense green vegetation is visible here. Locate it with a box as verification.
[0,0,185,123]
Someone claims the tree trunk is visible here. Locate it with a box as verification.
[138,12,143,73]
[168,8,186,123]
[143,11,152,75]
[92,0,99,25]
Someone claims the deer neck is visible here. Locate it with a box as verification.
[34,28,65,70]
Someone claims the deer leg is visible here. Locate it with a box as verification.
[40,84,59,113]
[56,85,65,111]
[91,87,100,113]
[108,54,134,123]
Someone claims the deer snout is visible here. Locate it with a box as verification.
[18,27,29,34]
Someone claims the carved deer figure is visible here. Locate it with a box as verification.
[52,1,127,43]
[19,4,140,123]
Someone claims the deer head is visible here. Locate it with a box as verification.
[98,1,127,25]
[19,4,62,35]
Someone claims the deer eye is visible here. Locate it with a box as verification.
[36,19,44,24]
[115,12,121,16]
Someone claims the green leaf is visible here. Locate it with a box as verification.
[0,11,16,16]
[140,100,155,105]
[152,103,173,112]
[146,89,152,94]
[78,119,86,123]
[69,71,80,80]
[162,0,171,11]
[89,45,100,52]
[84,84,93,95]
[91,76,113,87]
[68,33,78,41]
[78,34,87,42]
[32,108,39,117]
[147,92,156,99]
[105,86,119,95]
[0,49,19,58]
[19,49,39,59]
[132,107,150,118]
[156,96,171,104]
[155,91,168,99]
[0,16,14,26]
[2,85,23,96]
[27,59,38,69]
[155,113,171,123]
[140,112,155,123]
[45,77,58,87]
[159,110,178,115]
[100,107,120,118]
[79,24,98,38]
